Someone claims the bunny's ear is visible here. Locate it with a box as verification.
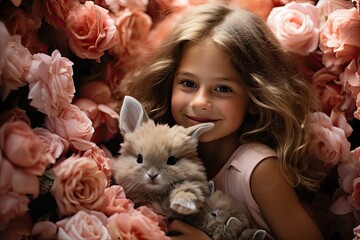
[119,96,149,134]
[185,122,214,139]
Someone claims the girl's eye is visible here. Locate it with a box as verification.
[136,154,143,164]
[215,86,232,93]
[181,80,196,88]
[167,156,177,165]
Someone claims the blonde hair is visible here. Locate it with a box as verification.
[125,4,322,190]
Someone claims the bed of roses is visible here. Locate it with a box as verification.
[0,0,359,239]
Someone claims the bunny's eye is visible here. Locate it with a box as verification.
[136,154,143,164]
[167,156,177,165]
[210,211,217,217]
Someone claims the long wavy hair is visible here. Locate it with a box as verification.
[124,3,323,190]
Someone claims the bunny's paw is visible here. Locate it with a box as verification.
[170,193,199,215]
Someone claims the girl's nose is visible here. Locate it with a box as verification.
[190,90,212,110]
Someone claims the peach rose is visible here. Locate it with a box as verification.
[107,211,170,240]
[308,111,351,166]
[83,146,112,179]
[266,2,320,56]
[0,121,53,176]
[105,0,148,12]
[33,128,69,160]
[0,191,30,230]
[50,155,108,215]
[44,104,94,151]
[110,8,152,57]
[26,50,75,117]
[319,8,360,69]
[56,210,110,240]
[100,185,134,216]
[0,35,32,101]
[66,1,117,60]
[0,107,31,127]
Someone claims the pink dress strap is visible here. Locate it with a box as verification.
[213,142,276,236]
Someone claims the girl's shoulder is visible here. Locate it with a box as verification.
[228,142,277,171]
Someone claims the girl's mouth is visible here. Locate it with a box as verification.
[186,115,217,124]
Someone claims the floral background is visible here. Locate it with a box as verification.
[0,0,359,239]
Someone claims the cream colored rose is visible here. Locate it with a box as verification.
[26,50,75,117]
[267,2,319,56]
[66,1,117,60]
[44,104,94,151]
[50,155,108,215]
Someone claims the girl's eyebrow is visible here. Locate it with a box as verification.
[175,71,234,82]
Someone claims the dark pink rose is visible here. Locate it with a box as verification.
[50,155,108,215]
[33,128,69,160]
[26,50,75,117]
[79,80,112,104]
[0,213,32,239]
[38,0,79,29]
[66,1,117,60]
[31,221,57,240]
[0,153,14,194]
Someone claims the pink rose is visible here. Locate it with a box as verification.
[266,2,320,55]
[107,211,170,240]
[0,35,32,101]
[0,108,31,127]
[44,104,94,151]
[100,185,134,216]
[319,8,360,69]
[33,128,69,160]
[356,92,360,120]
[66,1,117,60]
[308,111,351,166]
[0,191,30,230]
[110,8,152,57]
[56,210,110,240]
[105,0,148,12]
[329,110,353,137]
[354,224,360,240]
[26,50,75,117]
[311,67,344,115]
[351,178,360,210]
[50,155,108,215]
[83,146,113,179]
[316,0,354,24]
[136,206,168,233]
[0,121,53,175]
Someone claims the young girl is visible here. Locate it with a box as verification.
[123,3,324,240]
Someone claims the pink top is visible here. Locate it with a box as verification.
[213,142,276,237]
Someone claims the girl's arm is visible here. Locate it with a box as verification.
[251,157,324,240]
[167,220,211,240]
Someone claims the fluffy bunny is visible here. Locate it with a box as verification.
[183,181,266,240]
[112,96,214,217]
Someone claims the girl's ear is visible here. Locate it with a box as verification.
[185,122,214,139]
[119,96,149,135]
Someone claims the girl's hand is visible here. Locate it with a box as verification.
[167,220,211,240]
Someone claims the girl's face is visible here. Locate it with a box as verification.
[171,40,250,142]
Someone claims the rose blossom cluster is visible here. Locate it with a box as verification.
[266,0,360,238]
[0,0,360,239]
